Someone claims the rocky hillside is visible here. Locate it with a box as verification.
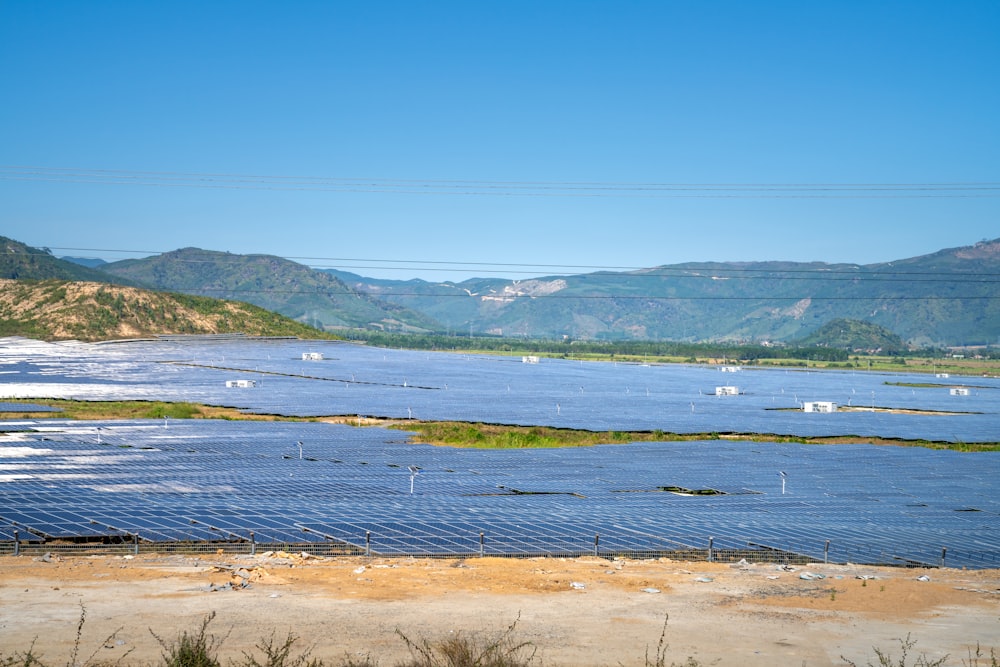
[0,279,331,342]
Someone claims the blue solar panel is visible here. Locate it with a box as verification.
[1,336,998,442]
[1,337,998,566]
[0,402,62,413]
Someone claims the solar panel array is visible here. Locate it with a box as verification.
[0,336,997,442]
[1,336,998,566]
[1,417,997,567]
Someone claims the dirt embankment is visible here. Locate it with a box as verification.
[1,553,997,667]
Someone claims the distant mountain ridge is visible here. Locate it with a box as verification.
[4,235,997,346]
[326,238,1000,347]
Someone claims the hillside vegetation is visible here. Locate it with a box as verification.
[1,236,134,285]
[100,247,441,333]
[6,235,999,347]
[793,318,908,353]
[0,279,332,341]
[330,238,1000,346]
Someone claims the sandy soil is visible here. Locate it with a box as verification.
[1,553,997,667]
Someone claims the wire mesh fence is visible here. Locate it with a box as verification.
[1,531,984,567]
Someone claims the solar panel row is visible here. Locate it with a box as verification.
[1,416,997,566]
[1,336,998,441]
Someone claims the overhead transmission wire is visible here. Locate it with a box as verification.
[19,253,996,301]
[165,288,999,301]
[2,165,999,198]
[39,246,1000,282]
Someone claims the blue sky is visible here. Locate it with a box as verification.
[1,1,998,281]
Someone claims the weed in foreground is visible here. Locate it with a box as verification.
[842,633,948,667]
[236,632,325,667]
[394,613,536,667]
[151,611,229,667]
[963,644,1000,667]
[0,640,43,667]
[0,604,130,667]
[644,615,700,667]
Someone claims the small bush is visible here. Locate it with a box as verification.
[151,612,227,667]
[394,614,536,667]
[235,632,324,667]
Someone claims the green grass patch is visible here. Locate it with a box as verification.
[3,399,996,452]
[388,422,690,449]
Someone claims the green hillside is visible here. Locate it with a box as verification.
[1,236,135,284]
[793,318,907,353]
[100,248,441,333]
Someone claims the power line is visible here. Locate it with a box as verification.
[3,165,999,198]
[35,246,1000,281]
[157,288,1000,301]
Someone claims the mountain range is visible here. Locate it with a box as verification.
[4,235,998,347]
[324,239,1000,347]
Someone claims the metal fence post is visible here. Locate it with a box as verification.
[707,537,714,562]
[824,540,830,564]
[365,531,371,557]
[250,531,256,556]
[594,533,599,557]
[479,532,485,558]
[13,530,19,556]
[133,533,139,555]
[940,547,947,568]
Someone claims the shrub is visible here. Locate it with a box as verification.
[151,612,227,667]
[394,614,536,667]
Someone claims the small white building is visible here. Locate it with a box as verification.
[803,401,837,413]
[521,355,539,364]
[720,366,741,373]
[936,372,950,378]
[225,379,257,388]
[715,386,739,396]
[302,352,324,361]
[950,387,970,396]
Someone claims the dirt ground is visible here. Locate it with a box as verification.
[0,553,997,667]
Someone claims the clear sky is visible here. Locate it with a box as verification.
[1,1,998,282]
